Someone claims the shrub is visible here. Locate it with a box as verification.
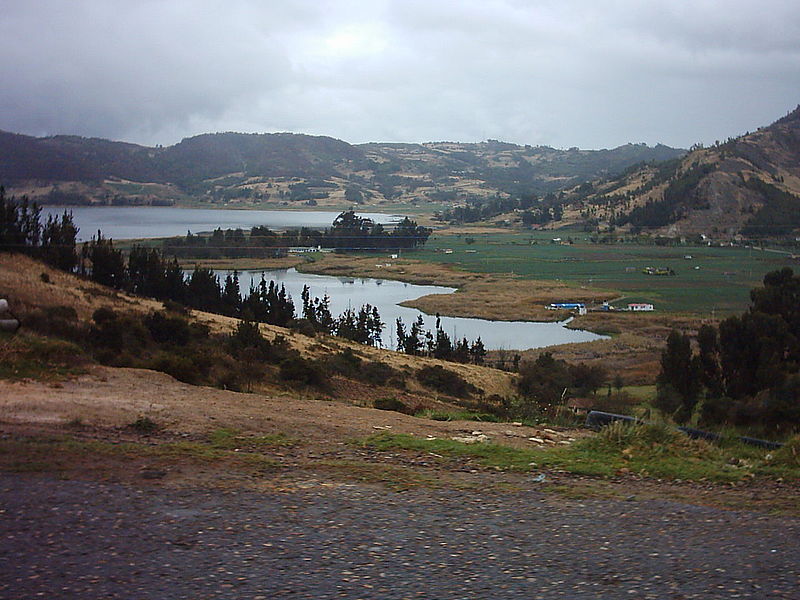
[162,300,189,315]
[771,436,800,468]
[144,312,191,345]
[92,307,117,325]
[22,305,83,340]
[416,365,479,398]
[89,313,150,355]
[359,361,405,387]
[289,318,317,337]
[128,416,159,434]
[148,351,199,384]
[279,356,327,387]
[324,348,362,377]
[474,394,514,420]
[373,397,413,414]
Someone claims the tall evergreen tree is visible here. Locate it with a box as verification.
[40,210,78,271]
[83,232,126,289]
[656,330,700,421]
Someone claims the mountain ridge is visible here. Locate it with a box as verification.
[571,105,800,238]
[0,128,683,208]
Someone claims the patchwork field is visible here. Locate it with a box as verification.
[413,228,798,315]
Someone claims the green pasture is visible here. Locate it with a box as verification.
[413,229,798,315]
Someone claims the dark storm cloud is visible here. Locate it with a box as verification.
[1,0,798,149]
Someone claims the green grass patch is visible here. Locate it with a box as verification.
[623,385,657,401]
[207,428,297,450]
[0,434,284,473]
[415,409,502,423]
[362,432,541,472]
[361,425,800,483]
[414,232,797,314]
[0,333,88,381]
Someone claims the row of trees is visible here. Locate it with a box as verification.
[163,211,431,259]
[394,315,487,365]
[657,267,800,432]
[1,190,389,346]
[0,188,79,271]
[437,192,565,226]
[618,163,716,228]
[83,239,388,345]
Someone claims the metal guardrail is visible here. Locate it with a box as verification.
[585,410,784,449]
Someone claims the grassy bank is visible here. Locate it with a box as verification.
[361,423,800,483]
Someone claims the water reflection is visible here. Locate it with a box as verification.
[230,268,606,351]
[41,206,401,242]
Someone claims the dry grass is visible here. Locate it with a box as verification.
[513,312,705,385]
[176,256,306,271]
[302,254,618,322]
[0,254,164,321]
[0,253,518,400]
[402,279,617,322]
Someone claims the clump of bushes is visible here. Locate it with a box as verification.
[373,397,413,414]
[586,421,714,459]
[162,300,189,315]
[289,318,318,338]
[360,360,406,388]
[128,416,159,434]
[323,348,362,378]
[416,365,480,398]
[22,305,83,341]
[322,349,406,388]
[771,436,800,468]
[279,356,328,387]
[144,312,191,346]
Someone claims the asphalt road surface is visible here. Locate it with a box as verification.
[1,474,798,599]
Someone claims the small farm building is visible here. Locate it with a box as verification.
[628,303,654,312]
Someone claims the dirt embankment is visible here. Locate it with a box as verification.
[0,365,564,449]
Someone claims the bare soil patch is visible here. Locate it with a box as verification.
[0,365,569,449]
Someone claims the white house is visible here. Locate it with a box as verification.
[628,303,654,312]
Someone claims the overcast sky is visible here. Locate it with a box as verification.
[1,0,798,150]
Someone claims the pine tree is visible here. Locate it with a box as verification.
[40,210,78,271]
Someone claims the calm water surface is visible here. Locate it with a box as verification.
[42,205,605,350]
[231,269,606,351]
[41,206,402,242]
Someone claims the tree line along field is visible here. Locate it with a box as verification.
[411,229,799,315]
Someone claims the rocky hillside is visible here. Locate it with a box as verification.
[572,105,800,238]
[0,129,682,208]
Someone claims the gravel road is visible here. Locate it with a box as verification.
[1,474,798,599]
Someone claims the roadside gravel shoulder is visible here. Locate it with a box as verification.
[2,473,798,599]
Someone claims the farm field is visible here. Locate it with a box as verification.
[414,229,799,315]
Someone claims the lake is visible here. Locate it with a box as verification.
[40,206,402,242]
[231,269,606,351]
[41,205,606,350]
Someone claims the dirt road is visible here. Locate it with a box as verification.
[2,474,798,599]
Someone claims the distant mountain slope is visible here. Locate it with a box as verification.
[0,129,682,208]
[573,105,800,238]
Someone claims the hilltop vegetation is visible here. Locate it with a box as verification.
[0,129,682,209]
[568,105,800,239]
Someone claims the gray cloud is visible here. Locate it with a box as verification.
[1,0,798,149]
